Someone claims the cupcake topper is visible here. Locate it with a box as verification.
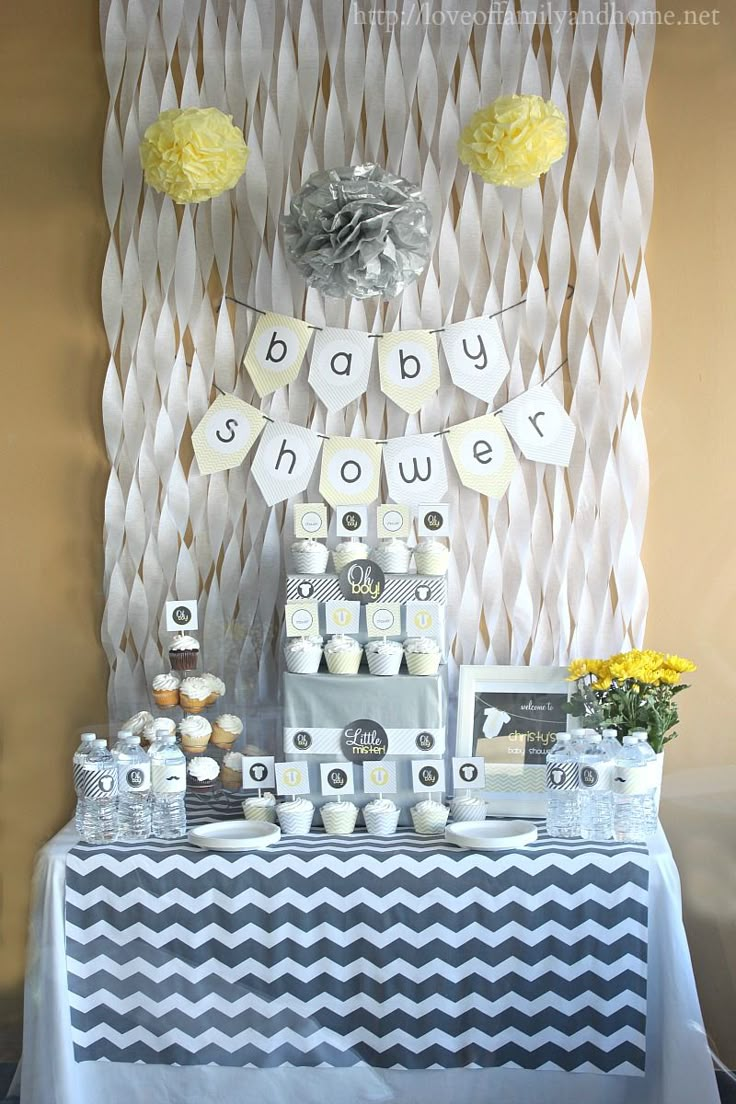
[275,761,310,799]
[452,756,487,798]
[242,756,275,801]
[320,763,355,802]
[411,759,446,803]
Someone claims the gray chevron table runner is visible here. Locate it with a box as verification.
[65,796,649,1073]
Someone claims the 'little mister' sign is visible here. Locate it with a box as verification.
[340,719,389,762]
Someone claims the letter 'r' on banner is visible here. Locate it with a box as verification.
[439,316,510,402]
[319,437,383,507]
[378,329,440,414]
[251,421,322,506]
[242,312,313,398]
[447,414,518,497]
[192,394,265,474]
[308,328,373,412]
[382,434,448,506]
[498,385,576,466]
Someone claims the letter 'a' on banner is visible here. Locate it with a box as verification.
[382,434,448,506]
[447,414,518,497]
[498,385,576,466]
[242,312,313,398]
[319,437,383,507]
[251,420,322,506]
[439,316,510,402]
[377,329,440,414]
[308,327,373,413]
[192,394,265,475]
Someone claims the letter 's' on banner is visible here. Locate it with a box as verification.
[251,420,322,506]
[308,327,373,412]
[377,329,440,413]
[447,414,517,497]
[382,434,448,505]
[192,394,265,475]
[319,437,383,507]
[242,312,313,398]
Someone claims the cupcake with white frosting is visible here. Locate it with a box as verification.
[324,634,363,675]
[168,633,200,671]
[414,538,450,576]
[242,792,277,824]
[122,711,154,737]
[211,714,243,750]
[332,538,370,572]
[321,800,359,835]
[276,798,315,835]
[186,756,220,793]
[152,673,180,709]
[365,638,403,677]
[291,538,329,574]
[363,798,400,836]
[201,673,225,706]
[179,676,212,714]
[142,716,176,749]
[220,752,243,790]
[450,795,487,823]
[371,538,411,574]
[284,635,323,674]
[404,637,441,676]
[179,715,212,755]
[410,799,449,835]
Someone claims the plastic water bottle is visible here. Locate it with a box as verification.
[78,739,118,843]
[579,732,614,841]
[628,730,659,838]
[147,722,173,757]
[117,736,151,841]
[602,727,621,759]
[151,735,187,839]
[545,733,580,838]
[73,733,97,832]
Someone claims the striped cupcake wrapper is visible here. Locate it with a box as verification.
[242,803,277,824]
[405,652,441,676]
[325,650,362,675]
[285,649,322,674]
[411,806,449,835]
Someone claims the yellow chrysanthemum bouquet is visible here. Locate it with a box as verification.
[566,650,696,754]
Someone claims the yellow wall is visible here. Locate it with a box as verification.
[1,0,734,1067]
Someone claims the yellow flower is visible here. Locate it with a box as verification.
[458,94,567,188]
[591,676,612,691]
[140,107,249,204]
[663,654,697,674]
[567,658,592,681]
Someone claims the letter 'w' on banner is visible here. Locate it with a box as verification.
[498,385,576,466]
[447,414,518,498]
[439,316,510,402]
[377,329,440,414]
[242,312,313,398]
[251,421,322,507]
[192,394,265,475]
[319,437,383,507]
[382,434,448,506]
[308,328,373,413]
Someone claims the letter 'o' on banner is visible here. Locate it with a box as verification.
[439,316,510,403]
[378,329,440,414]
[320,437,383,507]
[308,328,373,413]
[251,421,322,506]
[498,385,576,466]
[192,394,265,475]
[447,414,518,497]
[242,312,313,398]
[382,434,448,506]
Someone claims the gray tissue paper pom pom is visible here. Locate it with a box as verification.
[280,164,432,300]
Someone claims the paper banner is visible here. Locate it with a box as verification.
[378,329,440,414]
[447,414,518,497]
[382,434,448,505]
[320,762,355,796]
[498,385,576,466]
[192,394,264,475]
[309,327,373,412]
[440,316,510,402]
[366,602,401,635]
[324,600,360,634]
[285,602,320,637]
[362,761,398,795]
[377,504,412,538]
[294,503,328,538]
[251,421,322,506]
[320,437,382,506]
[243,312,313,398]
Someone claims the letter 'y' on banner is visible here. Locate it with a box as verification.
[309,328,373,412]
[498,385,576,466]
[382,434,448,505]
[242,312,313,398]
[447,414,518,497]
[439,316,510,402]
[378,329,440,414]
[251,421,322,506]
[319,437,383,507]
[192,394,265,474]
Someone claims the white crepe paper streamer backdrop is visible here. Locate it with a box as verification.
[100,0,654,750]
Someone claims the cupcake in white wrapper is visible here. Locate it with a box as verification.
[371,538,411,574]
[414,538,450,576]
[363,798,400,836]
[242,793,277,823]
[284,635,324,674]
[404,637,441,676]
[450,795,487,822]
[291,539,329,574]
[276,798,315,835]
[366,638,403,676]
[325,634,363,675]
[332,539,370,572]
[321,801,359,835]
[179,715,212,755]
[411,799,450,835]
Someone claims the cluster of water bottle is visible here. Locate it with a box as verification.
[73,726,188,843]
[545,728,658,842]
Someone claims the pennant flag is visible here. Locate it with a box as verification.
[309,327,373,412]
[499,385,576,466]
[447,414,518,497]
[319,437,382,507]
[382,434,448,506]
[440,316,510,402]
[243,312,313,398]
[251,420,321,506]
[378,329,440,414]
[192,394,264,475]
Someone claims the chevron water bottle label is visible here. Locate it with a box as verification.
[580,763,613,791]
[545,762,579,791]
[120,761,151,793]
[76,763,118,798]
[151,761,185,794]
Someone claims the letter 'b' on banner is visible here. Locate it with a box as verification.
[251,421,322,506]
[242,312,313,398]
[309,327,373,413]
[378,329,440,414]
[447,414,518,497]
[192,394,265,474]
[319,437,383,507]
[382,434,448,505]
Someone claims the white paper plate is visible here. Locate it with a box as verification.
[445,820,538,850]
[188,821,281,851]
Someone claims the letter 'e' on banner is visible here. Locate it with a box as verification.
[382,434,448,506]
[319,437,382,507]
[242,312,313,398]
[308,327,373,413]
[378,329,440,414]
[192,394,265,475]
[447,414,518,497]
[498,385,576,466]
[440,316,510,402]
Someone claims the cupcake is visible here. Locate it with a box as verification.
[321,801,359,835]
[284,634,324,674]
[363,798,400,836]
[142,716,176,749]
[291,538,329,574]
[122,711,154,737]
[276,798,315,835]
[371,538,411,574]
[324,634,363,675]
[414,538,450,576]
[179,676,212,713]
[179,715,212,755]
[404,637,442,676]
[211,714,243,750]
[365,638,403,676]
[151,673,180,709]
[201,673,225,706]
[332,539,370,572]
[410,799,450,835]
[220,751,243,790]
[187,756,220,793]
[242,793,277,824]
[450,795,487,822]
[168,633,200,671]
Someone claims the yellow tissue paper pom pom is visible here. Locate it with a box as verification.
[458,94,567,188]
[139,107,249,204]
